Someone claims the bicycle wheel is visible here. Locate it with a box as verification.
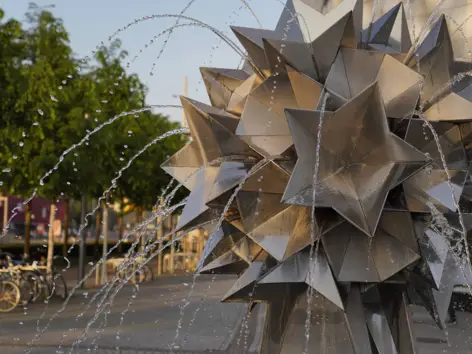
[0,280,20,312]
[17,275,34,306]
[21,271,40,303]
[48,273,67,300]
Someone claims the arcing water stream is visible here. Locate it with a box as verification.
[4,0,472,352]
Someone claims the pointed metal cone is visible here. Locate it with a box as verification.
[222,261,266,302]
[198,249,248,275]
[231,26,278,73]
[262,38,288,76]
[205,160,256,205]
[413,252,456,330]
[311,12,356,82]
[343,284,374,353]
[306,249,344,310]
[227,74,262,115]
[274,0,305,42]
[241,160,290,194]
[259,252,309,283]
[182,97,262,160]
[392,3,412,53]
[376,54,422,119]
[231,236,264,264]
[396,292,418,354]
[200,67,249,109]
[263,39,318,80]
[236,191,290,233]
[338,232,382,282]
[367,3,402,45]
[196,220,247,270]
[260,250,344,310]
[379,212,419,253]
[383,82,420,119]
[175,167,220,231]
[161,144,203,190]
[371,232,420,281]
[413,15,452,63]
[238,135,294,158]
[403,169,468,212]
[247,206,311,262]
[365,306,397,354]
[425,92,472,121]
[285,64,323,110]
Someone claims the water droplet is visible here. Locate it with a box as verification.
[38,109,44,115]
[96,109,102,113]
[33,122,39,126]
[128,130,133,134]
[3,168,11,173]
[12,155,17,160]
[50,95,58,102]
[22,132,26,137]
[19,142,24,147]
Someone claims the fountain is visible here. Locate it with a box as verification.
[161,0,472,353]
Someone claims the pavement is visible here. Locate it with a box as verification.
[1,275,472,353]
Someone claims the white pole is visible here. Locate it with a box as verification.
[101,202,109,284]
[46,204,56,274]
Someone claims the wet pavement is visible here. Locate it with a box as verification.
[1,275,472,353]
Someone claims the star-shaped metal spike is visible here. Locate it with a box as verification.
[283,82,429,237]
[235,72,322,157]
[263,11,358,82]
[322,211,420,282]
[162,97,262,231]
[325,48,422,119]
[408,15,464,120]
[362,3,412,54]
[402,119,469,213]
[196,220,246,270]
[200,67,250,110]
[409,251,458,330]
[222,251,280,302]
[259,249,344,309]
[290,0,363,45]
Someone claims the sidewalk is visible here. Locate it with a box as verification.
[412,306,472,353]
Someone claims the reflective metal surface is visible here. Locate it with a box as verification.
[160,0,472,352]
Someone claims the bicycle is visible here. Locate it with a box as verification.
[0,253,68,304]
[112,255,154,284]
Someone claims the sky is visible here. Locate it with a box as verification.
[2,0,284,124]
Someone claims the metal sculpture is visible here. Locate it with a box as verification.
[161,0,472,352]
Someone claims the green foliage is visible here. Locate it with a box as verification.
[0,5,186,212]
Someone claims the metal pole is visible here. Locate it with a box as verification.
[46,204,56,274]
[101,201,109,284]
[78,195,87,287]
[169,216,175,274]
[156,215,163,276]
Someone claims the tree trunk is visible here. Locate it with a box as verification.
[94,203,102,259]
[23,201,32,260]
[47,204,56,274]
[62,199,70,257]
